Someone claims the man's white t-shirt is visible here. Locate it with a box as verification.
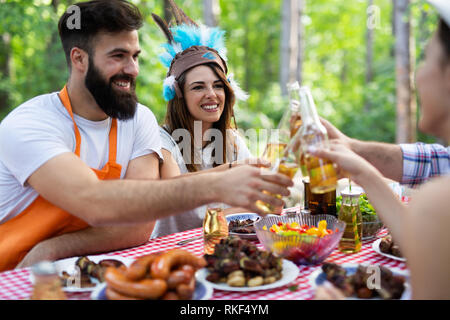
[0,92,162,224]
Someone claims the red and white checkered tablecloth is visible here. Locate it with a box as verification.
[0,214,406,300]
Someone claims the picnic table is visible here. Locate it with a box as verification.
[0,208,406,300]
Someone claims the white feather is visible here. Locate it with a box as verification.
[173,42,183,54]
[164,75,176,88]
[228,73,249,101]
[199,24,210,46]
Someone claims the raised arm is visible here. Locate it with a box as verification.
[27,152,293,227]
[320,118,404,182]
[17,153,161,267]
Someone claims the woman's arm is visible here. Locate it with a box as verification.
[309,143,409,256]
[311,143,450,298]
[405,177,450,299]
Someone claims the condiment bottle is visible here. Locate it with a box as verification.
[30,261,66,300]
[298,86,338,194]
[203,204,228,255]
[338,189,363,253]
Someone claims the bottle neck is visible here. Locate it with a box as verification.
[299,88,321,125]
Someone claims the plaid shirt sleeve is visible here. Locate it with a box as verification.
[400,143,450,188]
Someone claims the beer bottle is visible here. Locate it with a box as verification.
[298,87,338,194]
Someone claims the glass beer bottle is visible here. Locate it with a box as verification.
[298,87,338,194]
[303,176,337,217]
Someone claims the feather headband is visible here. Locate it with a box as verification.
[152,0,249,102]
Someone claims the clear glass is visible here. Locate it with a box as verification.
[261,81,302,166]
[30,261,66,300]
[338,191,363,253]
[298,87,337,194]
[256,82,303,215]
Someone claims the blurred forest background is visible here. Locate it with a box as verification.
[0,0,441,157]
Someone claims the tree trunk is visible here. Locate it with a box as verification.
[203,0,219,27]
[296,0,304,86]
[280,0,301,96]
[394,0,416,143]
[243,1,250,93]
[0,33,11,116]
[365,0,375,112]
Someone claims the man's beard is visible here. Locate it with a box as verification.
[84,59,138,120]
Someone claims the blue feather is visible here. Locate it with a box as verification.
[163,84,176,101]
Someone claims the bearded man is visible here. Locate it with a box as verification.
[0,0,292,271]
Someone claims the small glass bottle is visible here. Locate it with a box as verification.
[203,203,228,255]
[298,86,338,194]
[338,189,363,253]
[30,261,66,300]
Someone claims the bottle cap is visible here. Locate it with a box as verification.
[340,186,363,197]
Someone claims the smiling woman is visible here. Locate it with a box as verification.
[149,1,256,239]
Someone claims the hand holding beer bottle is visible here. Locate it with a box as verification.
[297,87,338,194]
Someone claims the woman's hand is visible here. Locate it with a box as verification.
[308,142,380,186]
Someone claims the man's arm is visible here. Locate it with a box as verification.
[321,118,403,181]
[27,152,293,227]
[17,153,161,267]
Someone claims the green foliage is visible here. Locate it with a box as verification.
[0,0,442,146]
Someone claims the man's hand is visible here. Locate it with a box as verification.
[231,157,271,169]
[320,117,352,147]
[212,165,293,215]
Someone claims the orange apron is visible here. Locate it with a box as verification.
[0,85,122,271]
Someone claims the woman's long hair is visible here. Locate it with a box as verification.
[164,63,238,172]
[438,18,450,63]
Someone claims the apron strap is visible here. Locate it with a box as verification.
[59,85,82,157]
[58,85,118,162]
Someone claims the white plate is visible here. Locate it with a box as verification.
[309,263,411,300]
[31,254,133,292]
[372,238,406,262]
[196,259,299,292]
[90,278,213,300]
[226,213,260,240]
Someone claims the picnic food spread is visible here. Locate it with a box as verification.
[379,235,403,258]
[204,236,283,287]
[228,219,257,234]
[263,220,335,238]
[60,256,125,288]
[103,249,206,300]
[321,262,406,299]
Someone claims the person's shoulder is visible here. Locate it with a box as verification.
[135,103,157,118]
[159,126,178,148]
[0,92,62,130]
[412,176,450,217]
